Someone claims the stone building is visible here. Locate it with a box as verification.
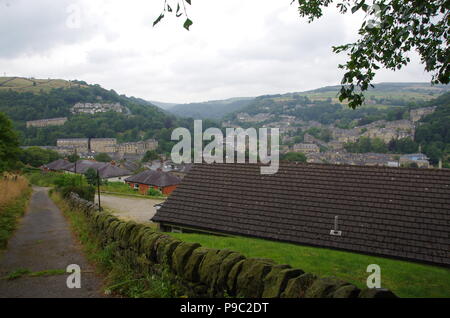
[56,138,89,153]
[71,102,124,115]
[292,143,320,154]
[399,153,430,168]
[116,139,158,155]
[90,138,117,153]
[410,107,437,122]
[26,117,67,128]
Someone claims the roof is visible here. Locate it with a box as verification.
[152,163,450,266]
[66,160,131,178]
[125,169,181,187]
[400,153,429,161]
[43,159,74,171]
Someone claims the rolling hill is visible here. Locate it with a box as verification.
[166,97,255,119]
[0,77,89,93]
[165,82,449,120]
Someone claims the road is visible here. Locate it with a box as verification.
[96,194,164,224]
[0,187,104,298]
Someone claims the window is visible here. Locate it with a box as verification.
[133,183,139,190]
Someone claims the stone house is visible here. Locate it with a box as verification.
[90,138,117,153]
[410,106,437,122]
[56,138,89,153]
[292,143,320,154]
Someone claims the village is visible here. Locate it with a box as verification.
[228,106,438,168]
[0,0,449,302]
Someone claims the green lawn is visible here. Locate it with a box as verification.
[170,232,450,298]
[101,182,166,199]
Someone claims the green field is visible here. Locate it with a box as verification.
[170,232,450,298]
[0,77,87,93]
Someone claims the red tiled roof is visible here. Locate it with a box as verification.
[152,163,450,266]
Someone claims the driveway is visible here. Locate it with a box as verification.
[95,194,165,224]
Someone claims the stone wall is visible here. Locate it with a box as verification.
[67,192,397,298]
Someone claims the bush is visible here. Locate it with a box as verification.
[60,185,96,202]
[25,171,61,187]
[147,187,162,197]
[54,173,86,188]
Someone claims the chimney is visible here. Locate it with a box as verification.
[438,159,442,169]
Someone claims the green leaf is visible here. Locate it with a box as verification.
[183,18,193,30]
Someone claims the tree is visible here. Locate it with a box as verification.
[84,168,98,186]
[142,150,160,162]
[19,146,60,167]
[156,1,449,108]
[281,152,307,163]
[67,153,80,163]
[0,112,21,173]
[94,153,112,162]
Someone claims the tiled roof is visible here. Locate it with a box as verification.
[125,169,181,187]
[152,163,450,266]
[43,159,74,171]
[67,160,131,178]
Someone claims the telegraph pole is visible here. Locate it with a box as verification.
[97,169,102,211]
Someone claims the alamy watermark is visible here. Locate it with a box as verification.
[171,120,280,175]
[366,264,381,288]
[66,264,81,289]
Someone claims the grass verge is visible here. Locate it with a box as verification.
[170,232,450,298]
[51,192,176,297]
[0,181,32,250]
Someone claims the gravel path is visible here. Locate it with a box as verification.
[96,194,164,224]
[0,187,104,298]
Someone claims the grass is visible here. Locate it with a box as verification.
[24,171,61,187]
[3,268,66,280]
[0,76,88,93]
[51,192,176,297]
[101,182,166,199]
[170,232,450,298]
[0,176,32,250]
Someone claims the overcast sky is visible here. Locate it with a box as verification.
[0,0,432,103]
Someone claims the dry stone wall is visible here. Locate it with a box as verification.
[67,192,397,298]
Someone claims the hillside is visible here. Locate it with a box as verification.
[0,77,187,153]
[223,82,449,126]
[0,77,88,93]
[165,82,448,120]
[168,97,255,119]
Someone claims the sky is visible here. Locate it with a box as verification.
[0,0,432,104]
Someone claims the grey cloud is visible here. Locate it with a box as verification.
[0,0,94,57]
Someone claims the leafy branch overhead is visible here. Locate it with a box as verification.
[153,0,193,31]
[153,0,449,108]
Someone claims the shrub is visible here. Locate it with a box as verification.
[147,187,162,197]
[54,173,86,188]
[60,185,96,202]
